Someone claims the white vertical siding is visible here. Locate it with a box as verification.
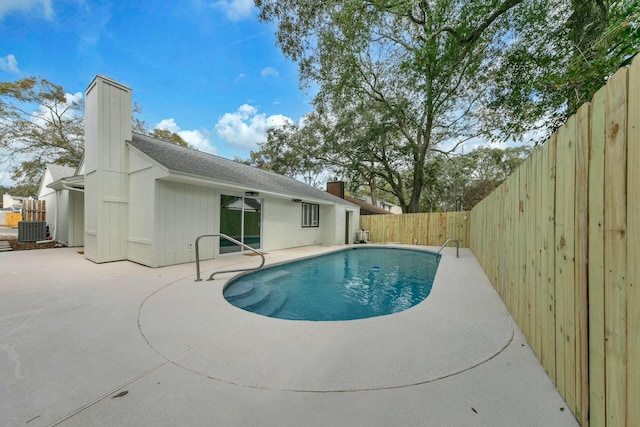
[154,180,216,267]
[263,198,328,250]
[67,191,84,247]
[83,76,131,263]
[84,171,98,260]
[56,190,70,244]
[38,170,57,235]
[127,149,164,265]
[324,206,360,246]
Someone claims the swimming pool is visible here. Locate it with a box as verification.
[223,246,440,321]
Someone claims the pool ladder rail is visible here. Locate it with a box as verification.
[194,233,265,282]
[437,238,460,258]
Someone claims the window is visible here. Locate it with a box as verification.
[301,203,319,227]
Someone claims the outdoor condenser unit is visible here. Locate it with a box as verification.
[18,221,47,242]
[356,229,370,243]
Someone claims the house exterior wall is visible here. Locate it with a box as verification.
[154,180,216,267]
[67,191,84,247]
[56,190,70,244]
[38,170,57,237]
[127,149,164,266]
[262,198,326,250]
[84,76,132,263]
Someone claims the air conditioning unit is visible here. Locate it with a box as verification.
[18,221,47,242]
[356,229,370,244]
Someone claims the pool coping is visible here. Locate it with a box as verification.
[137,244,515,392]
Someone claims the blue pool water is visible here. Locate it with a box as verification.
[223,247,440,321]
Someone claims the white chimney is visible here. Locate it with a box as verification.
[83,76,132,263]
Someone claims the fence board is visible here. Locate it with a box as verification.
[604,67,628,427]
[627,53,640,426]
[21,199,46,222]
[589,85,607,427]
[359,211,470,248]
[575,103,590,423]
[541,136,556,380]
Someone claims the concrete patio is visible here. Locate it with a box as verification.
[0,245,579,426]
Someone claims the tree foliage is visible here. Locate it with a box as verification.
[0,77,84,190]
[247,118,327,187]
[488,0,640,142]
[255,0,532,212]
[422,145,531,211]
[149,128,188,147]
[0,77,188,191]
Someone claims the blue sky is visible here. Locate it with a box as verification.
[0,0,312,187]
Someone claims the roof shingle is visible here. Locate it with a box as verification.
[129,132,354,205]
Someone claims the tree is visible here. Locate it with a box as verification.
[488,0,639,143]
[0,77,189,190]
[0,77,83,190]
[256,0,532,212]
[247,119,328,187]
[418,145,531,212]
[149,128,188,147]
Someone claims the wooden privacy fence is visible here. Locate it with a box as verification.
[470,56,640,427]
[360,211,470,247]
[21,199,46,222]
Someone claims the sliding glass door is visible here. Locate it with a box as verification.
[219,194,262,254]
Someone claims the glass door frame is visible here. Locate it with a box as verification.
[219,193,263,254]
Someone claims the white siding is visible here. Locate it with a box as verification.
[127,150,164,266]
[56,190,70,244]
[154,180,216,267]
[262,198,328,250]
[39,170,56,227]
[67,191,84,247]
[84,76,131,263]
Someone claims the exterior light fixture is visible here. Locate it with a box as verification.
[291,199,302,203]
[245,191,259,197]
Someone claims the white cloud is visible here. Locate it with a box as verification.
[266,114,291,128]
[0,0,53,20]
[213,0,254,21]
[214,104,293,149]
[260,67,279,78]
[154,118,217,154]
[0,54,19,73]
[155,118,180,133]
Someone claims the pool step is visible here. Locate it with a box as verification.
[261,269,290,284]
[224,269,291,315]
[254,288,288,317]
[233,282,271,310]
[223,281,255,301]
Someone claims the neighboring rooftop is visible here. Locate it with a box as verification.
[129,132,355,206]
[344,195,391,215]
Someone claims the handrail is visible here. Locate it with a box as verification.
[194,233,265,282]
[437,238,460,258]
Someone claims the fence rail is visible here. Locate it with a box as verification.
[470,55,640,427]
[360,211,470,247]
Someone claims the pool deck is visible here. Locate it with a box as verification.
[0,245,579,426]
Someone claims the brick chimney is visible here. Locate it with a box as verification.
[327,181,345,199]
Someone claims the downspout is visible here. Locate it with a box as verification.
[52,189,59,242]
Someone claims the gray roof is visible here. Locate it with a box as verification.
[46,163,76,181]
[129,132,354,206]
